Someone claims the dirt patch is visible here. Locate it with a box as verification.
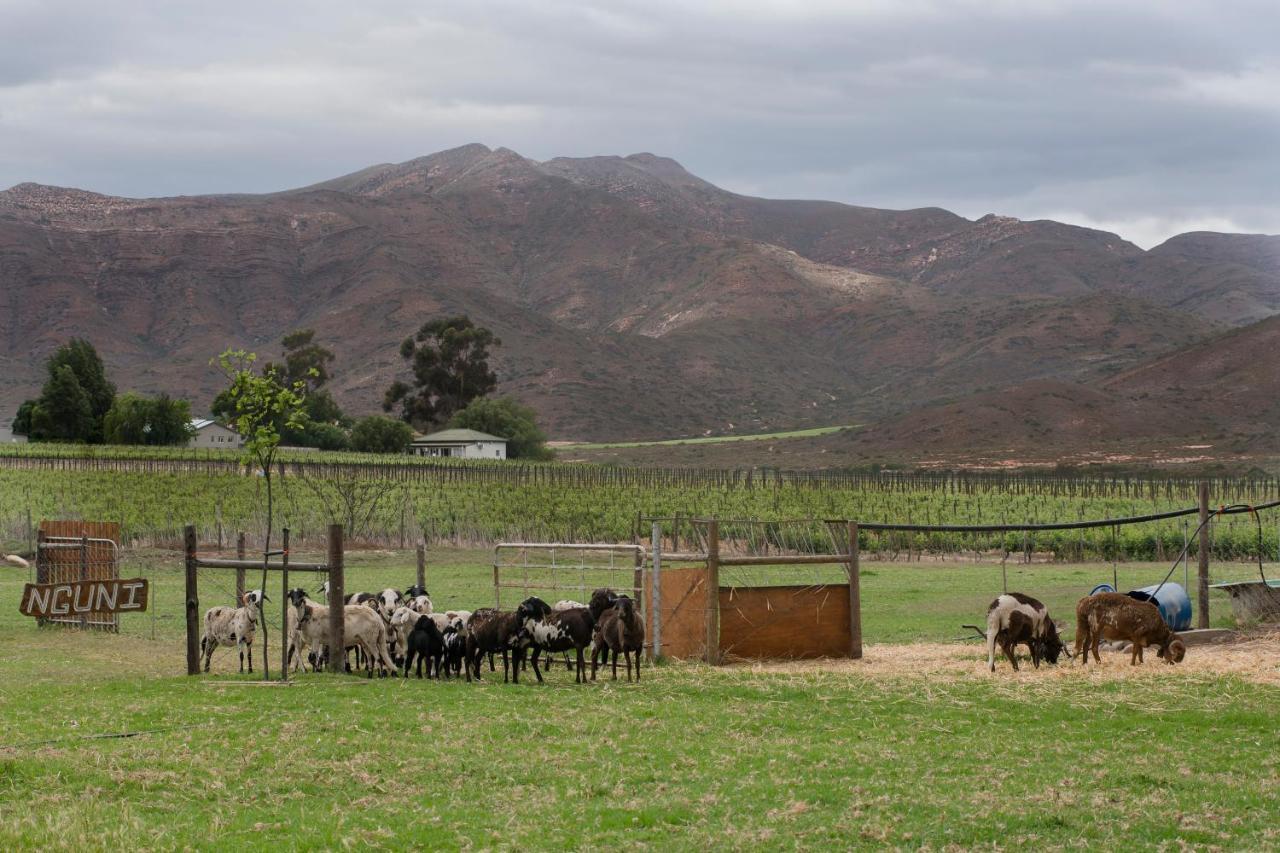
[731,630,1280,686]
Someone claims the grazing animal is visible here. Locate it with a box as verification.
[593,594,645,682]
[589,588,619,621]
[3,554,30,569]
[518,598,595,683]
[200,594,262,673]
[985,593,1066,672]
[464,608,526,683]
[403,615,447,678]
[376,588,404,621]
[441,626,466,677]
[403,584,428,600]
[1075,592,1186,666]
[407,594,434,615]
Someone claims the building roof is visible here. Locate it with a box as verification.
[412,428,506,444]
[190,418,235,432]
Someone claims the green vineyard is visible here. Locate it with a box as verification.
[1,447,1277,561]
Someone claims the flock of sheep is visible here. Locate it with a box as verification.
[982,590,1187,672]
[200,583,646,683]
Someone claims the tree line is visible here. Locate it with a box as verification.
[9,316,551,459]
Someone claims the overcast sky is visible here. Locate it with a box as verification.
[2,0,1276,247]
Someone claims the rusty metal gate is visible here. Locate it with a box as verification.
[35,521,121,631]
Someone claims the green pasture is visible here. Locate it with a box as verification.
[1,548,1277,848]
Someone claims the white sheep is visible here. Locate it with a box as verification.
[200,596,262,673]
[552,600,586,611]
[408,594,434,615]
[293,597,396,677]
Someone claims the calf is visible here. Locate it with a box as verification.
[985,593,1067,672]
[1075,592,1186,666]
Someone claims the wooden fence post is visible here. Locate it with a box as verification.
[184,525,199,675]
[416,542,426,591]
[705,519,720,665]
[235,532,246,604]
[1198,482,1210,629]
[847,521,862,660]
[280,527,290,681]
[327,524,345,674]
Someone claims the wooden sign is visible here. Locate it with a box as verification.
[19,578,148,618]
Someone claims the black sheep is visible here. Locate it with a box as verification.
[403,615,446,679]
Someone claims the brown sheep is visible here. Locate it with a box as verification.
[592,595,645,682]
[1075,592,1186,666]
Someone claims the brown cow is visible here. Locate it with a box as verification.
[1075,592,1186,666]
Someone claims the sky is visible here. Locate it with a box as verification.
[1,0,1277,248]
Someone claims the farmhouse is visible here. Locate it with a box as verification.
[188,418,243,450]
[410,428,507,459]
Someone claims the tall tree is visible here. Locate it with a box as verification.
[269,329,335,391]
[28,366,95,442]
[384,316,499,429]
[21,339,116,443]
[350,415,414,454]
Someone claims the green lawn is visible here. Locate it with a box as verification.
[1,548,1276,848]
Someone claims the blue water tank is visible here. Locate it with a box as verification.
[1128,583,1193,631]
[1086,582,1192,630]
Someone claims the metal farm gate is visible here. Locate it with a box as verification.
[34,520,122,631]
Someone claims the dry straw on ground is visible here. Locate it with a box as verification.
[735,630,1280,686]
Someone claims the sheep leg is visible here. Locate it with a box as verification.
[986,628,999,672]
[635,649,641,682]
[247,641,253,673]
[1090,632,1103,665]
[503,649,512,683]
[611,649,619,681]
[625,650,633,682]
[488,651,496,672]
[530,648,544,684]
[575,646,585,684]
[1131,641,1143,666]
[1001,638,1018,672]
[201,637,214,673]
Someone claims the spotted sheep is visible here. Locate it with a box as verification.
[516,596,596,684]
[985,592,1067,672]
[200,591,265,674]
[1075,592,1186,666]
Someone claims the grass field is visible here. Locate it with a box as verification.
[3,548,1278,848]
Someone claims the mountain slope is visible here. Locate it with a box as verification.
[1,144,1274,444]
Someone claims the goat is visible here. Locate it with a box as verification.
[464,608,527,683]
[1075,592,1186,666]
[403,615,446,679]
[517,597,595,684]
[985,593,1067,672]
[200,594,262,673]
[593,595,645,681]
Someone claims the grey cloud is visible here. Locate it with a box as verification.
[0,0,1275,246]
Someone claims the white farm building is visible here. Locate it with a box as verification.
[410,429,507,459]
[188,419,243,450]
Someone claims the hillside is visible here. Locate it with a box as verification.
[1,144,1275,445]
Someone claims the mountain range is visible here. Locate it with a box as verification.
[2,143,1277,465]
